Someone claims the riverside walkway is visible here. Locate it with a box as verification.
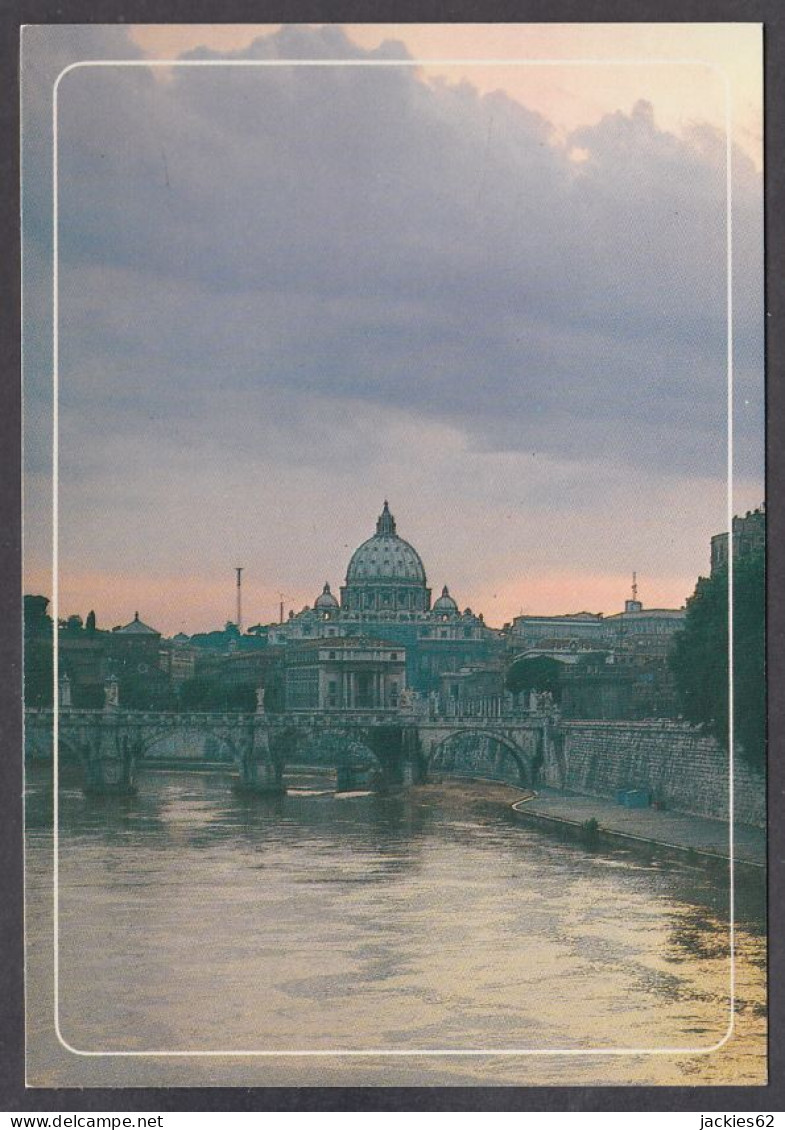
[512,788,765,868]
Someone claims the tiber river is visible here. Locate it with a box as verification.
[25,765,766,1088]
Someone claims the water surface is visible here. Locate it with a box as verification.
[25,766,766,1087]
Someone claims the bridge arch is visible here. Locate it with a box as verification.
[426,727,532,787]
[132,721,243,763]
[276,725,383,771]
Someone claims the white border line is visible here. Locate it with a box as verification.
[20,25,30,1086]
[725,64,737,1049]
[50,55,736,1060]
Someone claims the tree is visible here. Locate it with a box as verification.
[670,548,764,769]
[178,676,215,711]
[24,595,53,707]
[506,655,563,701]
[177,675,256,713]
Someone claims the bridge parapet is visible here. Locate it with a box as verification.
[274,709,404,727]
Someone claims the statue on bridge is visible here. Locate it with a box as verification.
[58,672,72,709]
[398,686,420,714]
[103,674,119,711]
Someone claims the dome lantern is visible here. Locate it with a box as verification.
[376,500,397,537]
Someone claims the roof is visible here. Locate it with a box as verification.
[115,611,160,636]
[605,608,685,621]
[513,611,603,624]
[287,636,406,652]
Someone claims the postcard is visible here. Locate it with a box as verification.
[21,23,765,1088]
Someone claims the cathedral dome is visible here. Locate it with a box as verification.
[341,503,431,613]
[345,502,426,586]
[433,585,458,613]
[315,582,339,610]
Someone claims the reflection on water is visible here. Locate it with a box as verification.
[25,766,766,1087]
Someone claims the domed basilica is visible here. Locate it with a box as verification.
[342,502,430,613]
[274,502,503,694]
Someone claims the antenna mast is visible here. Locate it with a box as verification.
[277,591,297,624]
[235,566,243,633]
[632,571,638,603]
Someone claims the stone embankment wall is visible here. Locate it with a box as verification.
[543,721,764,828]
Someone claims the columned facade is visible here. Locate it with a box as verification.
[285,639,406,711]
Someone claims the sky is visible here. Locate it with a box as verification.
[21,23,764,635]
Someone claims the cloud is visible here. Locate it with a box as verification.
[21,25,764,624]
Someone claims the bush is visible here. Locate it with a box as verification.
[580,817,600,847]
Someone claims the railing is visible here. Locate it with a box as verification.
[26,702,552,727]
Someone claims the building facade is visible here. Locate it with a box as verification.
[508,588,686,721]
[284,638,406,711]
[710,506,765,576]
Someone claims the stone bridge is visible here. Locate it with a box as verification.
[25,704,555,796]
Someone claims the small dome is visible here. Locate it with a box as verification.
[433,585,458,613]
[315,582,339,609]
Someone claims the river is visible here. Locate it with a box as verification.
[25,765,766,1088]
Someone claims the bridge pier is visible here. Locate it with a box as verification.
[401,760,417,786]
[335,764,374,792]
[235,720,284,795]
[82,717,138,797]
[401,726,426,785]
